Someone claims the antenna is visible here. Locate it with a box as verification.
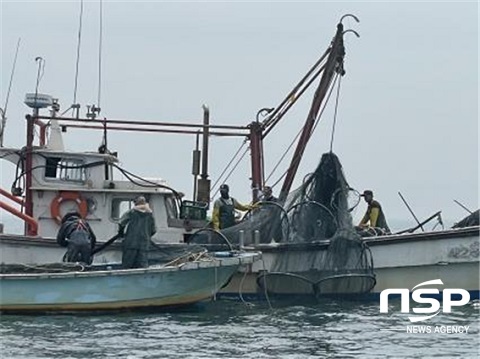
[96,0,103,113]
[0,38,21,147]
[72,0,84,118]
[34,57,45,107]
[398,191,424,232]
[453,199,473,214]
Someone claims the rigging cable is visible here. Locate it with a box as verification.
[72,0,83,112]
[265,74,340,189]
[210,147,249,200]
[329,75,342,153]
[210,139,248,192]
[264,124,303,186]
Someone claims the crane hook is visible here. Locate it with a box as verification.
[340,14,360,24]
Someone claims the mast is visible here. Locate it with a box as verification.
[196,105,211,205]
[249,121,264,202]
[278,22,347,202]
[24,113,35,235]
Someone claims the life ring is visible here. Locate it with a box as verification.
[50,191,88,224]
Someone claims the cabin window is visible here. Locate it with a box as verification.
[165,195,179,219]
[111,198,134,221]
[45,157,86,182]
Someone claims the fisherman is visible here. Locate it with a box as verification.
[261,186,278,203]
[358,190,390,234]
[212,184,252,230]
[260,185,284,242]
[117,196,157,269]
[56,212,96,264]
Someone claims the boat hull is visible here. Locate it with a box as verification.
[0,253,259,312]
[227,226,480,297]
[1,227,478,298]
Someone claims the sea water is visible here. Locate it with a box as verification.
[1,298,478,359]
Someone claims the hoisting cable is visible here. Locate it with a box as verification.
[329,76,342,152]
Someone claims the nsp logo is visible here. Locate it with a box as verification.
[379,279,470,322]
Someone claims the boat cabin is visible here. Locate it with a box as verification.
[0,95,209,242]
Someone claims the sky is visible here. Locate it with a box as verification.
[1,1,478,231]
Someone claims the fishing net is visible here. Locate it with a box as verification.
[190,152,376,296]
[452,210,479,229]
[259,153,375,296]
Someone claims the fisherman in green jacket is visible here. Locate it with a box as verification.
[212,184,252,230]
[118,196,157,268]
[358,190,390,234]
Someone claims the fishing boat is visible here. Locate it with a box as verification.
[182,15,480,299]
[191,153,479,300]
[1,15,478,301]
[0,250,261,312]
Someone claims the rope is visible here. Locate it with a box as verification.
[213,265,218,301]
[262,258,273,310]
[1,262,86,274]
[238,268,253,307]
[162,249,210,267]
[329,76,342,152]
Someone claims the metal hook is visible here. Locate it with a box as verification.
[343,29,360,38]
[340,14,360,24]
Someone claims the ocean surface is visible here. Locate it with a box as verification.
[1,298,479,359]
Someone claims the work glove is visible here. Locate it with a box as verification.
[117,227,125,237]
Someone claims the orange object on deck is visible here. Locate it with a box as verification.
[50,191,88,224]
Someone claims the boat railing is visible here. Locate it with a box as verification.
[395,211,443,235]
[0,187,38,235]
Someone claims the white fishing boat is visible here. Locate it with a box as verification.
[0,250,261,312]
[238,226,479,298]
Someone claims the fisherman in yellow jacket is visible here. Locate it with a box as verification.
[212,184,252,230]
[358,190,390,234]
